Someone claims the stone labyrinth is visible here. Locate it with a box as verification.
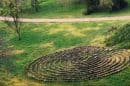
[26,46,130,81]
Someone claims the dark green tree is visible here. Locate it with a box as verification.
[0,0,23,40]
[31,0,40,12]
[84,0,128,15]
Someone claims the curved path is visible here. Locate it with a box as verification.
[0,16,130,23]
[26,46,130,81]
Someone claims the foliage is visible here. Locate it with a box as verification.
[105,23,130,49]
[31,0,40,12]
[99,0,113,9]
[0,0,23,40]
[84,0,128,15]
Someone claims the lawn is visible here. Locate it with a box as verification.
[22,0,130,18]
[1,20,130,86]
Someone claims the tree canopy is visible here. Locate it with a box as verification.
[84,0,128,15]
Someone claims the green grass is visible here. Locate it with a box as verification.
[5,22,109,74]
[22,0,130,18]
[1,21,130,86]
[106,23,130,49]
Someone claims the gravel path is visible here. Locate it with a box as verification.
[0,16,130,23]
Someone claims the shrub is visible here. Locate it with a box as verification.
[99,0,113,9]
[105,24,130,49]
[84,0,128,15]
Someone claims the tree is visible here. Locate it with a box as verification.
[83,0,128,15]
[112,0,128,11]
[0,0,23,40]
[31,0,40,12]
[84,0,99,15]
[99,0,113,10]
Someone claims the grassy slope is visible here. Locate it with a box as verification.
[22,0,130,18]
[1,21,130,86]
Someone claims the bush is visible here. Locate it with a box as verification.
[105,24,130,49]
[84,0,128,15]
[99,0,113,9]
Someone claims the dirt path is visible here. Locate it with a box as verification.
[0,16,130,23]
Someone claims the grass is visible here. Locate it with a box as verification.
[106,23,130,49]
[5,22,109,74]
[1,21,130,86]
[1,0,130,85]
[22,0,130,18]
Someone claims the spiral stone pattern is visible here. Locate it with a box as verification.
[26,46,130,81]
